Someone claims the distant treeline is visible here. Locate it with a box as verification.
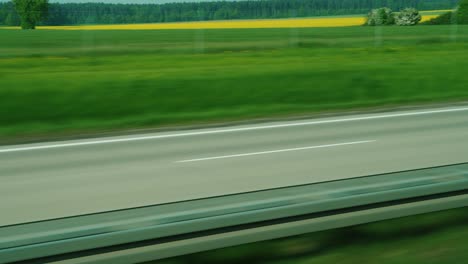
[0,0,459,26]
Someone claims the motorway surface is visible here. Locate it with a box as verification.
[1,106,468,227]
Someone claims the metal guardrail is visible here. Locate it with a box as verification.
[1,163,468,263]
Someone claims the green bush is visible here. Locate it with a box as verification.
[395,8,422,26]
[366,7,395,26]
[459,0,468,24]
[12,0,48,29]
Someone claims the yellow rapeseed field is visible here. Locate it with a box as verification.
[39,16,367,30]
[420,14,440,22]
[419,9,453,14]
[0,13,446,31]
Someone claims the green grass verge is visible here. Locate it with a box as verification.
[148,207,468,264]
[1,25,468,141]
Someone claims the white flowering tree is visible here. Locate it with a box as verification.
[366,7,395,26]
[396,8,422,26]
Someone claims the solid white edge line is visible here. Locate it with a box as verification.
[1,106,467,153]
[176,140,376,163]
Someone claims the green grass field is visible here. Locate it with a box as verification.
[1,25,468,142]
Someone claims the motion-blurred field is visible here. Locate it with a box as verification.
[152,207,468,264]
[0,25,467,141]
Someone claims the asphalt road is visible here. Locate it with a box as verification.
[1,106,468,227]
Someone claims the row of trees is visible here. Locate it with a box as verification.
[0,0,459,26]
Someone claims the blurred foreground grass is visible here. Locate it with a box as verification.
[149,207,468,264]
[1,25,468,141]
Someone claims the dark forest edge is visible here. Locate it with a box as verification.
[0,0,459,26]
[423,0,468,24]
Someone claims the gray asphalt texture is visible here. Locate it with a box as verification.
[1,106,467,226]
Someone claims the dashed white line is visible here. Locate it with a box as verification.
[176,140,376,163]
[1,106,467,153]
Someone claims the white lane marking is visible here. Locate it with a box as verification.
[1,106,467,153]
[176,140,376,163]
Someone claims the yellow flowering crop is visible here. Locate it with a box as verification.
[0,13,448,31]
[38,16,366,30]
